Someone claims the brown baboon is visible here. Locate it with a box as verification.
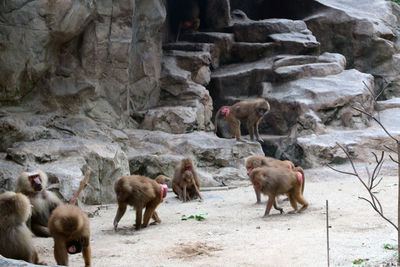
[48,205,91,267]
[154,175,171,185]
[16,169,62,237]
[249,166,308,217]
[113,175,167,231]
[214,98,270,142]
[172,158,203,202]
[245,155,296,204]
[48,171,91,267]
[0,191,43,264]
[176,0,201,41]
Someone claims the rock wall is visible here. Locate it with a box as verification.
[1,0,400,204]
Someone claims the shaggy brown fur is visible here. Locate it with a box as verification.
[214,98,270,142]
[16,169,62,237]
[172,158,203,202]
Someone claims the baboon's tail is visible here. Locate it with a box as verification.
[294,167,305,194]
[214,107,223,134]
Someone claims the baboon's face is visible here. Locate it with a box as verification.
[256,101,270,117]
[182,158,194,171]
[28,174,43,191]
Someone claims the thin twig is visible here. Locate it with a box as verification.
[328,144,397,232]
[352,106,398,142]
[389,155,400,164]
[326,200,330,267]
[384,145,397,154]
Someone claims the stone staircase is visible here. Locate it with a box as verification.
[146,16,399,168]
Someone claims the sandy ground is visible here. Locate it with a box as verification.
[34,166,398,267]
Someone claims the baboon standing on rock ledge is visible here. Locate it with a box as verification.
[214,98,270,142]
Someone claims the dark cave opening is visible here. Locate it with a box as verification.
[163,0,206,43]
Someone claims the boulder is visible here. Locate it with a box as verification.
[261,69,374,135]
[0,0,95,103]
[306,0,400,98]
[124,129,264,186]
[4,138,130,204]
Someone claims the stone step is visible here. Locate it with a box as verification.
[273,62,343,81]
[272,53,346,81]
[163,42,215,52]
[230,42,277,63]
[163,50,211,68]
[376,98,400,111]
[163,42,219,68]
[161,50,211,88]
[268,32,320,53]
[179,32,234,66]
[209,57,274,101]
[227,18,313,43]
[180,31,234,44]
[230,39,319,64]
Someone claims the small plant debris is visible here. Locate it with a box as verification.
[383,244,397,250]
[353,258,369,264]
[181,212,208,221]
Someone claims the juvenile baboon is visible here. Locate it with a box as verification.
[48,205,91,267]
[0,191,43,264]
[16,169,62,237]
[245,155,296,204]
[214,98,270,142]
[172,158,203,202]
[113,175,167,231]
[48,171,91,267]
[249,166,308,217]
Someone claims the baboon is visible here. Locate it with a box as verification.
[214,98,270,142]
[48,171,91,267]
[249,166,308,217]
[16,169,62,237]
[48,205,91,267]
[245,155,296,204]
[176,0,200,41]
[113,175,167,231]
[154,175,171,185]
[0,191,43,264]
[172,158,203,202]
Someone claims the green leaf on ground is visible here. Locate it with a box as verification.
[383,243,396,250]
[353,258,369,264]
[181,212,208,221]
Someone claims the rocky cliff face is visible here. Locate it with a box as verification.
[1,0,400,204]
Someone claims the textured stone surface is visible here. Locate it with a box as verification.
[261,69,374,135]
[5,137,130,204]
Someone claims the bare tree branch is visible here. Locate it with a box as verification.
[384,145,397,154]
[352,106,398,142]
[328,144,397,232]
[326,164,357,177]
[359,196,397,230]
[389,154,400,164]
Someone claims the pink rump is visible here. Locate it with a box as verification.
[297,172,303,183]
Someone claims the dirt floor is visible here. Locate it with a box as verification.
[34,165,399,267]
